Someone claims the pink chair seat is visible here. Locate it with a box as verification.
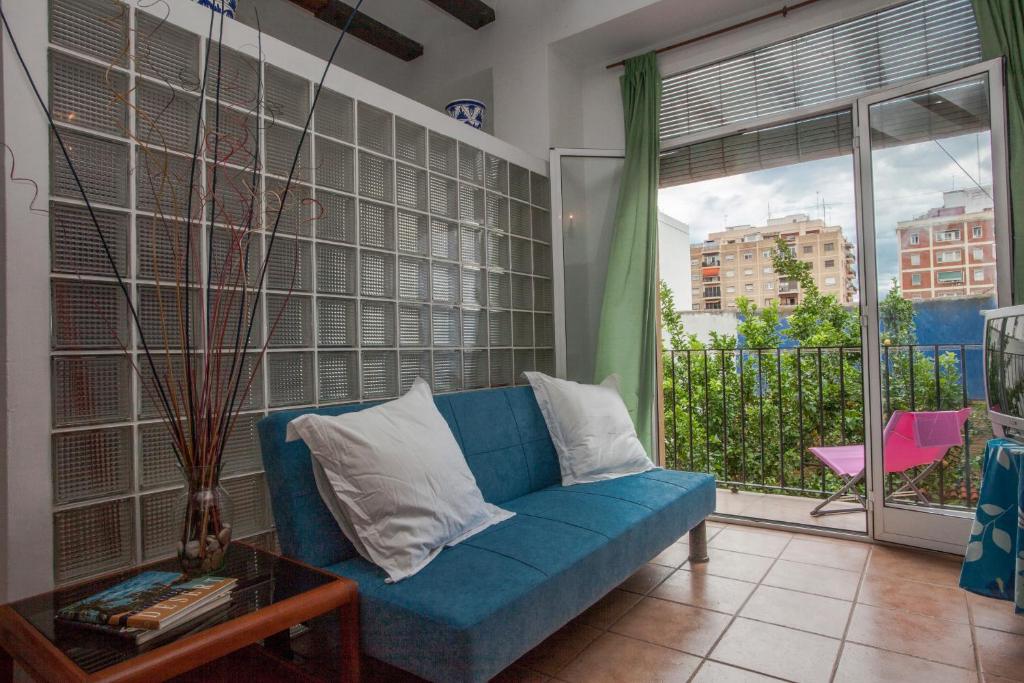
[808,445,865,478]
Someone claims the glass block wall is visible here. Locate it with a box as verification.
[47,0,553,584]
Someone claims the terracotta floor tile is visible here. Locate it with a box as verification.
[491,666,551,682]
[611,597,731,656]
[557,632,701,683]
[740,584,852,638]
[682,547,774,583]
[516,621,602,676]
[710,617,840,683]
[707,527,791,558]
[651,570,756,614]
[575,589,642,630]
[779,537,870,571]
[690,661,780,682]
[762,559,862,600]
[968,593,1024,635]
[846,603,975,669]
[619,563,674,595]
[866,545,962,587]
[857,574,969,623]
[834,642,978,683]
[650,542,691,569]
[975,627,1024,682]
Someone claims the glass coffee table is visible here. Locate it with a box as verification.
[0,543,359,682]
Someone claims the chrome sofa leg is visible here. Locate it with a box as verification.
[688,520,710,563]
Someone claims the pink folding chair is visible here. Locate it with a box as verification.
[807,408,972,517]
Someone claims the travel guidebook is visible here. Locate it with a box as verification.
[57,571,236,642]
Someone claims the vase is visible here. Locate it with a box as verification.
[176,466,233,576]
[445,99,486,129]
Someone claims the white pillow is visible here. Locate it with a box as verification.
[286,378,513,582]
[524,371,655,486]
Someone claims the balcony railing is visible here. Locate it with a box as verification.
[662,344,986,510]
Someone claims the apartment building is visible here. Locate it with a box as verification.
[690,215,856,311]
[896,187,995,301]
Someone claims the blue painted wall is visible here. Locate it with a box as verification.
[737,296,993,400]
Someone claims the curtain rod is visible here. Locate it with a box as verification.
[605,0,823,69]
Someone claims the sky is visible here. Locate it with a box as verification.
[658,131,993,301]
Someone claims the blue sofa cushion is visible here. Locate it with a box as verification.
[257,386,560,568]
[324,469,716,682]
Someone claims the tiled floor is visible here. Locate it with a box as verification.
[715,490,868,534]
[497,522,1024,683]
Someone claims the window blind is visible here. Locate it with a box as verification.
[659,0,982,145]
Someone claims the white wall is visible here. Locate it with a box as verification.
[658,212,691,310]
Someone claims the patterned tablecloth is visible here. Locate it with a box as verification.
[959,438,1024,615]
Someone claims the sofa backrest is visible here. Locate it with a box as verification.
[257,385,560,568]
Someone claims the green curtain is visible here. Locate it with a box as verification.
[593,52,662,457]
[973,0,1024,302]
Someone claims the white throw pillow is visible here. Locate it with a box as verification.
[286,378,513,582]
[524,371,655,486]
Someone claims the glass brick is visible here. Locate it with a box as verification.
[267,293,312,348]
[486,193,509,232]
[461,225,485,265]
[514,349,536,384]
[268,351,315,407]
[52,202,129,278]
[316,89,354,142]
[317,297,358,347]
[360,250,396,298]
[54,128,129,207]
[485,154,508,194]
[140,420,185,490]
[462,308,488,348]
[511,237,533,274]
[463,350,489,389]
[490,349,513,387]
[205,44,259,109]
[316,243,357,295]
[395,118,426,167]
[362,350,399,399]
[535,278,553,313]
[52,427,132,505]
[396,163,428,211]
[398,210,430,256]
[51,0,129,67]
[399,303,431,347]
[488,271,511,309]
[428,174,459,219]
[210,226,262,289]
[315,190,357,244]
[431,261,460,304]
[535,348,555,375]
[535,313,555,347]
[510,199,531,237]
[461,267,487,307]
[52,355,130,427]
[509,163,530,202]
[319,351,359,403]
[433,350,462,393]
[135,149,197,216]
[360,300,396,347]
[267,237,312,292]
[533,242,553,277]
[430,218,460,261]
[530,172,550,208]
[264,180,312,236]
[487,232,510,270]
[400,351,431,392]
[51,279,128,350]
[532,207,551,243]
[359,200,396,250]
[398,256,430,301]
[359,151,394,203]
[50,52,128,136]
[54,499,134,583]
[315,137,355,193]
[222,473,271,538]
[459,183,485,225]
[511,273,534,310]
[221,413,263,475]
[136,283,199,350]
[458,142,484,186]
[513,311,534,347]
[489,310,512,347]
[432,306,461,347]
[358,102,393,156]
[265,64,310,128]
[266,124,311,182]
[141,488,181,561]
[428,131,458,177]
[136,81,199,154]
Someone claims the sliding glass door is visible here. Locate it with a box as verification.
[858,59,1012,552]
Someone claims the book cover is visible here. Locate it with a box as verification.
[57,571,236,630]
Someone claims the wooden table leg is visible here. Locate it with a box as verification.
[338,600,360,683]
[0,645,13,683]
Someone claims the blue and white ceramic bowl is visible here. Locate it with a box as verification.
[445,99,486,129]
[195,0,237,18]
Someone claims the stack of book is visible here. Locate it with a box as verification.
[57,571,237,645]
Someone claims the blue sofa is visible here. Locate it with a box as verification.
[258,385,715,682]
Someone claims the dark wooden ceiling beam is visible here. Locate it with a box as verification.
[424,0,495,29]
[289,0,424,61]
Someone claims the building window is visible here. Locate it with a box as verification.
[726,286,736,293]
[909,232,920,245]
[802,245,814,254]
[911,273,922,286]
[764,282,774,290]
[744,283,754,292]
[706,302,721,310]
[762,249,772,258]
[824,276,837,285]
[744,268,753,276]
[725,270,735,277]
[691,274,698,281]
[743,252,753,260]
[763,266,773,274]
[974,268,985,282]
[937,270,964,283]
[937,250,962,263]
[725,254,735,261]
[973,247,984,260]
[692,304,700,310]
[909,253,921,266]
[825,259,835,268]
[765,298,773,306]
[972,225,983,238]
[824,242,835,252]
[936,229,961,242]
